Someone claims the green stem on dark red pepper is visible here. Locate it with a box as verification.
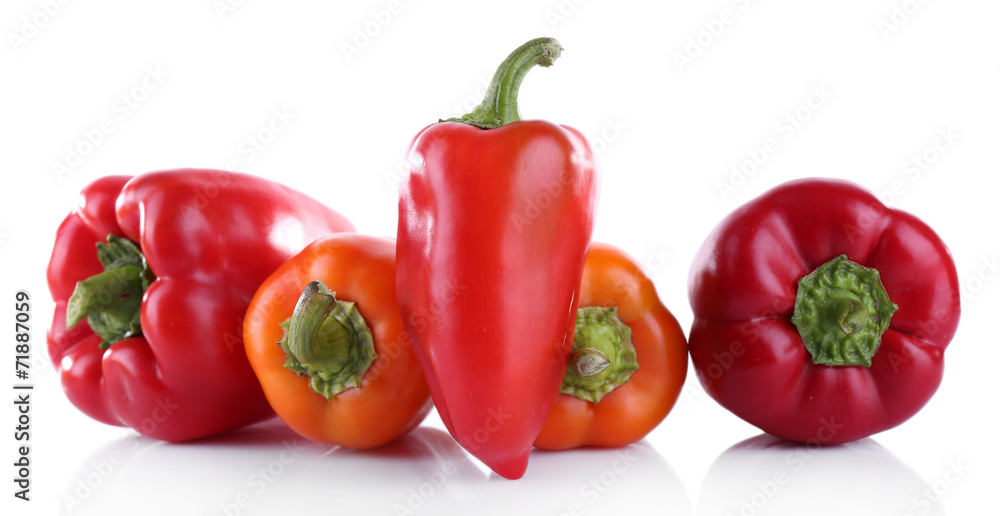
[441,37,562,129]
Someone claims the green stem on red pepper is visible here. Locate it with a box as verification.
[561,306,639,403]
[278,280,377,400]
[441,37,562,129]
[791,254,898,367]
[66,234,153,350]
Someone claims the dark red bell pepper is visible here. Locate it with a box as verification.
[396,38,598,479]
[47,169,354,441]
[689,178,960,444]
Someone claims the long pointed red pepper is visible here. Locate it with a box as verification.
[396,37,598,479]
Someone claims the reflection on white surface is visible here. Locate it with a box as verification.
[59,419,691,515]
[697,434,946,516]
[484,442,691,516]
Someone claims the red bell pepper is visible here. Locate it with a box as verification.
[47,169,354,441]
[688,178,960,444]
[396,38,598,479]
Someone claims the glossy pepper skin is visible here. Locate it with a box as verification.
[689,179,960,444]
[396,38,598,479]
[534,243,688,450]
[243,234,432,449]
[46,169,354,441]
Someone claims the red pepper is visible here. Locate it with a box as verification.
[688,178,960,444]
[46,170,354,441]
[396,38,598,479]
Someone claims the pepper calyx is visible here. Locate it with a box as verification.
[791,254,898,367]
[278,281,376,400]
[560,306,639,403]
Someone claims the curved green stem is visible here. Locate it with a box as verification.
[791,254,898,367]
[441,37,562,129]
[278,281,376,400]
[66,234,153,350]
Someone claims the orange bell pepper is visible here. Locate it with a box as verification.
[534,243,688,449]
[244,233,431,449]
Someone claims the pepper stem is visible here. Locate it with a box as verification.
[560,307,639,403]
[441,37,563,129]
[791,254,898,367]
[834,297,867,335]
[66,234,153,350]
[572,347,611,377]
[278,281,376,401]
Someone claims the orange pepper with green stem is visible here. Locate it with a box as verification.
[534,243,688,450]
[243,233,431,449]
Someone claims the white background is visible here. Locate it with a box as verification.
[2,1,998,515]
